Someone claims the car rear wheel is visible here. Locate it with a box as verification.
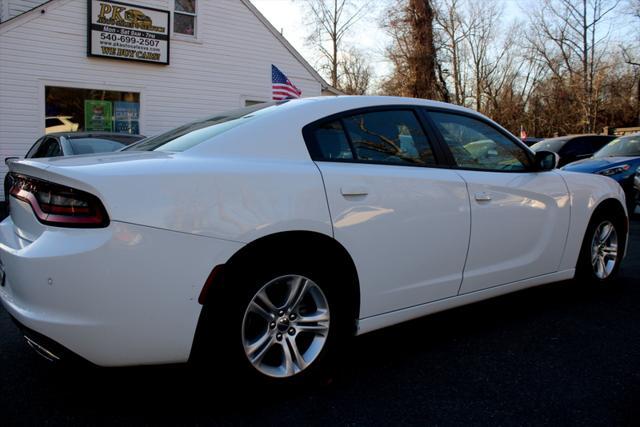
[576,210,625,284]
[242,274,330,378]
[194,254,349,385]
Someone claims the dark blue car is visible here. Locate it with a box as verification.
[563,133,640,212]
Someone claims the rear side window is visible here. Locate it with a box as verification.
[34,138,62,158]
[562,138,592,156]
[307,109,436,166]
[26,138,45,158]
[313,121,354,160]
[342,110,435,166]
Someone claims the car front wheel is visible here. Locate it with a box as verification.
[576,209,626,284]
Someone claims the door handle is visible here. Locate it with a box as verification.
[474,192,492,202]
[341,186,369,197]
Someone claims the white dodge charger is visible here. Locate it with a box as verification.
[0,96,629,384]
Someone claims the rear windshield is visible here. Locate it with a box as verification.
[124,102,285,152]
[67,136,143,155]
[67,138,128,155]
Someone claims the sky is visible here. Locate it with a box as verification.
[250,0,525,86]
[251,0,394,83]
[250,0,636,89]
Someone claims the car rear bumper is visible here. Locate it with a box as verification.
[0,205,243,366]
[9,314,92,365]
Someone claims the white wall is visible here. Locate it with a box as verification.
[0,0,323,198]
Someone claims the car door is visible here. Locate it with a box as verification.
[426,109,570,294]
[304,108,471,318]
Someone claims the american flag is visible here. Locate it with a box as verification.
[272,64,302,100]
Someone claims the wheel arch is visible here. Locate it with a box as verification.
[564,196,628,272]
[586,197,629,254]
[557,171,630,272]
[196,230,361,337]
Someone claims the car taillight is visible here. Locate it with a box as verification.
[9,173,109,228]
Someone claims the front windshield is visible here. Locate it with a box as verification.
[124,102,285,152]
[593,134,640,158]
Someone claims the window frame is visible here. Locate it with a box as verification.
[172,0,198,39]
[421,107,536,173]
[302,105,449,168]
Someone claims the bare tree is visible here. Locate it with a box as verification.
[434,0,471,105]
[627,0,640,17]
[381,0,448,99]
[525,0,620,132]
[461,0,503,112]
[338,48,373,94]
[301,0,369,88]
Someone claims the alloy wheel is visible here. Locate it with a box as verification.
[590,220,618,280]
[241,274,330,378]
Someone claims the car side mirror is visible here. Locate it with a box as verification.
[534,151,559,171]
[4,157,18,166]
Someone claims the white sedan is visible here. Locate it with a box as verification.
[0,97,629,383]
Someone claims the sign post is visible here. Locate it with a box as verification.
[87,0,170,65]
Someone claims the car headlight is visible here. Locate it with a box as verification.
[597,164,631,176]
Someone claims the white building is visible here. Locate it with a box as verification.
[0,0,336,199]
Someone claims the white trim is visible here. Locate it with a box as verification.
[171,0,198,41]
[0,0,63,33]
[239,0,336,92]
[39,79,145,135]
[1,0,9,23]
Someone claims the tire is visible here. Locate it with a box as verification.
[576,208,626,285]
[194,252,351,386]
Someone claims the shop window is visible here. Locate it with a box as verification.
[174,0,196,36]
[45,86,140,135]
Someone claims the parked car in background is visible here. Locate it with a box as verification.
[531,134,616,167]
[7,132,145,162]
[562,133,640,212]
[0,97,628,386]
[45,116,79,134]
[634,167,640,212]
[522,137,543,147]
[4,132,145,203]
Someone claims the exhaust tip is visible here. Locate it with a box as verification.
[24,335,61,362]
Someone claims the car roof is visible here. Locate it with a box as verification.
[542,134,613,142]
[44,132,145,139]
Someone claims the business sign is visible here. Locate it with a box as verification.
[85,100,113,131]
[88,0,170,64]
[114,101,140,134]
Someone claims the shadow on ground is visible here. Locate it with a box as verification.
[0,219,639,425]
